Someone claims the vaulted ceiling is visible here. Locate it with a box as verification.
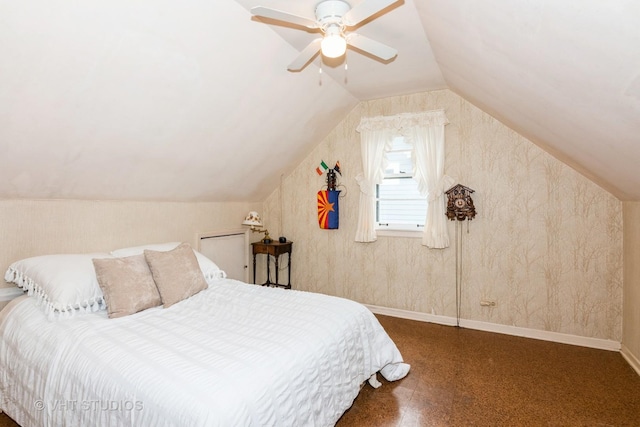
[1,0,638,202]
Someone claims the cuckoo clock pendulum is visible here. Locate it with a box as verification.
[445,184,477,327]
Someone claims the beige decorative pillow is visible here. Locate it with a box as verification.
[92,255,162,318]
[144,243,208,308]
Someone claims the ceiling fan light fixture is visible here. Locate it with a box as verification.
[321,34,346,58]
[321,25,347,58]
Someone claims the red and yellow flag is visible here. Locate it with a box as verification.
[317,190,340,229]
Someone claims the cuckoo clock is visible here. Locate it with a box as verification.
[446,184,476,221]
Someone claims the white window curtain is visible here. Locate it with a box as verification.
[407,121,454,248]
[355,110,453,248]
[354,127,393,242]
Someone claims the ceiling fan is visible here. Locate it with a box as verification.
[251,0,399,71]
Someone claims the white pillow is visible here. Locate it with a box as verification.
[110,242,226,282]
[4,253,114,318]
[110,242,182,257]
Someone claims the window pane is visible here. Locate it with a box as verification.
[378,177,421,200]
[377,177,426,226]
[383,150,412,175]
[375,136,427,230]
[377,199,426,225]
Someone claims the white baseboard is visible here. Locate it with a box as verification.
[366,304,621,352]
[621,344,640,376]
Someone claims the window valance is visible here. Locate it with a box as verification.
[356,110,449,133]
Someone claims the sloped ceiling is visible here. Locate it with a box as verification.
[1,0,638,202]
[418,0,640,200]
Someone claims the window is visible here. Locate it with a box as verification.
[355,110,449,246]
[376,137,427,231]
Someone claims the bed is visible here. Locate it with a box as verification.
[0,242,409,426]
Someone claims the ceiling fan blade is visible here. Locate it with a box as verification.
[251,6,318,29]
[346,33,397,61]
[287,38,322,71]
[342,0,399,27]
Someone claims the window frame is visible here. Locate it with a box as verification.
[375,137,427,236]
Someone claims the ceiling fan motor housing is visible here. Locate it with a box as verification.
[315,0,351,30]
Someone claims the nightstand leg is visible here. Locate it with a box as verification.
[252,254,257,284]
[266,255,271,285]
[287,252,291,289]
[275,255,279,286]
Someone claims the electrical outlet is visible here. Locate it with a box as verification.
[480,299,496,307]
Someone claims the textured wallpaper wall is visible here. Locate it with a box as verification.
[0,199,260,285]
[264,89,623,341]
[623,202,640,367]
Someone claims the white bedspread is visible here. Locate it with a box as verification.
[0,280,409,426]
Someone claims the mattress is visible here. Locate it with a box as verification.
[0,279,409,426]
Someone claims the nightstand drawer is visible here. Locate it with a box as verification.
[252,241,291,257]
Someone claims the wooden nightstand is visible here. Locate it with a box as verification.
[251,241,292,289]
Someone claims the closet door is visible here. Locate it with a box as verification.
[198,230,249,282]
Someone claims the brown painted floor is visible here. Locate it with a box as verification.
[1,314,639,426]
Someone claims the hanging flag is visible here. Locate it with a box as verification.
[334,161,342,175]
[317,190,340,229]
[315,160,329,176]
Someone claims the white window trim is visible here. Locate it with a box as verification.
[376,229,423,238]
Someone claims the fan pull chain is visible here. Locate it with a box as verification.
[318,64,323,86]
[344,60,348,84]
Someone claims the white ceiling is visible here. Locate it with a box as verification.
[1,0,638,202]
